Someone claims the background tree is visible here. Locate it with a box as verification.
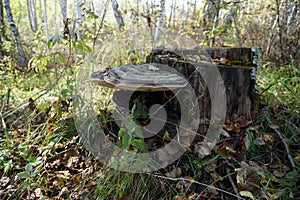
[4,0,28,67]
[27,0,38,32]
[43,0,49,39]
[154,0,166,42]
[111,0,125,31]
[0,0,5,56]
[59,0,67,30]
[76,0,83,30]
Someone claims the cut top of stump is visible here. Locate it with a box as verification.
[90,63,188,91]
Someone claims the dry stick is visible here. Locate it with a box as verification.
[0,88,10,146]
[226,167,242,200]
[270,125,296,172]
[150,173,246,200]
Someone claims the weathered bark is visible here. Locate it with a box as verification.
[146,47,259,119]
[4,0,28,67]
[111,0,125,31]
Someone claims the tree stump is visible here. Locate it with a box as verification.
[146,47,259,119]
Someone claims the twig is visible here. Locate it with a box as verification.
[226,167,242,200]
[270,125,296,171]
[0,88,11,147]
[149,173,246,199]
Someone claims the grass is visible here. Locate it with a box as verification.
[1,36,300,199]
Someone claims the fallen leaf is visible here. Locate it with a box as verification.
[240,191,255,200]
[197,142,216,158]
[262,132,277,145]
[236,161,262,196]
[216,145,236,159]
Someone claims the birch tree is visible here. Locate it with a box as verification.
[0,0,4,56]
[4,0,28,67]
[111,0,125,31]
[59,0,67,30]
[154,0,166,43]
[76,0,83,30]
[43,0,49,39]
[27,0,38,32]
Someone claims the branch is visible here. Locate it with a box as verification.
[270,125,296,172]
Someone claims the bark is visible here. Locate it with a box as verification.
[287,1,299,36]
[54,0,58,33]
[154,0,166,43]
[209,0,221,46]
[111,0,125,31]
[76,0,83,30]
[146,47,259,119]
[0,0,4,56]
[59,0,67,30]
[4,0,28,67]
[27,0,38,32]
[172,0,176,28]
[43,0,49,39]
[168,0,173,27]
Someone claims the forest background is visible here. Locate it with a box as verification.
[0,0,299,199]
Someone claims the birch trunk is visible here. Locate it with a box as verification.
[59,0,67,30]
[0,0,4,55]
[76,0,83,30]
[111,0,125,31]
[27,0,38,32]
[4,0,28,67]
[209,0,221,46]
[154,0,166,43]
[43,0,49,39]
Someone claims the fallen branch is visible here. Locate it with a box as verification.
[270,125,296,172]
[226,167,242,200]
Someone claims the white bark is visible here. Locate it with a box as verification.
[43,0,49,39]
[154,0,166,43]
[111,0,125,31]
[27,0,38,32]
[59,0,67,30]
[4,0,28,66]
[76,0,83,30]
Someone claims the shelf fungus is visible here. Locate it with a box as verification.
[90,63,188,91]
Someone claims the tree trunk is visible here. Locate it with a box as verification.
[54,0,58,34]
[43,0,49,39]
[27,0,38,32]
[4,0,28,67]
[76,0,83,30]
[209,0,221,46]
[146,47,259,119]
[59,0,67,30]
[0,0,5,56]
[111,0,125,31]
[154,0,166,43]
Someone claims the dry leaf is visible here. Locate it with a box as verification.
[240,191,255,200]
[262,132,277,145]
[216,145,236,159]
[236,161,261,195]
[197,142,216,158]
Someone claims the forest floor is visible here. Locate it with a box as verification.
[0,61,299,200]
